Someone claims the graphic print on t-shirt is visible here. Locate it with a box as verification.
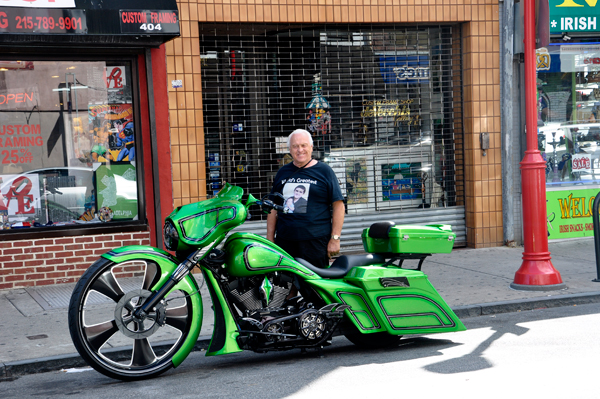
[282,183,310,214]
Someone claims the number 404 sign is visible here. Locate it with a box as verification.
[119,10,180,35]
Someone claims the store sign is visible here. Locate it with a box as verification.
[572,153,592,172]
[0,0,75,8]
[119,10,179,35]
[361,99,421,126]
[378,55,430,84]
[549,0,600,34]
[0,8,86,34]
[546,188,600,239]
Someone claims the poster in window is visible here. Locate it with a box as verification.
[380,162,422,201]
[94,163,138,220]
[88,104,134,164]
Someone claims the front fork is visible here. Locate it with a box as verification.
[133,249,204,319]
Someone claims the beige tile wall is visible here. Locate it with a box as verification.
[167,0,502,248]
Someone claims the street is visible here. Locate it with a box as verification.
[2,303,599,399]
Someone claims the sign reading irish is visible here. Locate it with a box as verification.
[549,0,600,34]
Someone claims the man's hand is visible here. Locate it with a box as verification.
[328,238,341,258]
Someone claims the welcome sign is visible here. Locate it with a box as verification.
[546,188,600,239]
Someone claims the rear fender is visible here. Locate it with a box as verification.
[102,245,203,367]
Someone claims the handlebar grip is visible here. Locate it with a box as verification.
[260,200,287,213]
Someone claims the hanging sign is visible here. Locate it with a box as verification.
[549,0,600,34]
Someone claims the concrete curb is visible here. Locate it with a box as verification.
[3,292,600,381]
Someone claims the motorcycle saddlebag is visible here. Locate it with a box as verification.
[361,223,455,254]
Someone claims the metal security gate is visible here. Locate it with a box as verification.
[200,23,466,243]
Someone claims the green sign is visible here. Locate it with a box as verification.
[95,163,138,220]
[546,188,600,239]
[549,0,600,34]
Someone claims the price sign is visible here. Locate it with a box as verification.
[0,8,86,34]
[572,153,592,172]
[119,10,179,35]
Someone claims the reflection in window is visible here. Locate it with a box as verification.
[0,60,139,230]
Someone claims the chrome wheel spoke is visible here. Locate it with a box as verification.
[164,305,189,332]
[85,320,119,352]
[142,262,159,291]
[131,338,157,367]
[91,272,125,303]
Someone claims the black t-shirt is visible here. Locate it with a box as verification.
[270,161,343,240]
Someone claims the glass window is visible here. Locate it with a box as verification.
[0,59,140,230]
[537,44,600,187]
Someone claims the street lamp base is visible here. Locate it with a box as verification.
[510,282,567,291]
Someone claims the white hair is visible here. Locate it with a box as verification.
[287,129,313,148]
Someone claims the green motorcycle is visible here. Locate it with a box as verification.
[68,183,465,381]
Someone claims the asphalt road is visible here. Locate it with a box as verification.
[1,303,599,399]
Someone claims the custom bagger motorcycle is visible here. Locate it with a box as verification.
[68,183,465,381]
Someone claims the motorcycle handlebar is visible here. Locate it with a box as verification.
[257,199,288,214]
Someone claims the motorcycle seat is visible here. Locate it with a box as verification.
[295,254,386,278]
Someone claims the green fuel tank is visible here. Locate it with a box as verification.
[222,233,318,279]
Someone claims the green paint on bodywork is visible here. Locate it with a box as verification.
[101,246,203,368]
[307,265,465,335]
[223,233,317,279]
[344,265,465,334]
[203,269,243,356]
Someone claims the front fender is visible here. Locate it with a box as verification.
[102,245,203,368]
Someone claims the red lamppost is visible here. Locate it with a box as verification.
[511,0,566,291]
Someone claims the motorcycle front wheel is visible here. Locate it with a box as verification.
[68,257,196,381]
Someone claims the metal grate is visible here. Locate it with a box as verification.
[200,24,463,219]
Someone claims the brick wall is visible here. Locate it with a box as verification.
[0,231,151,290]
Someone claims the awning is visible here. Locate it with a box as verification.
[0,0,180,46]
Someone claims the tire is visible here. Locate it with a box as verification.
[344,330,402,349]
[68,257,196,381]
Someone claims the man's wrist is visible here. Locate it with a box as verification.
[331,235,340,240]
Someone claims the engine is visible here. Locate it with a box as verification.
[220,272,348,352]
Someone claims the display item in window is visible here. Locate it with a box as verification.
[98,206,113,222]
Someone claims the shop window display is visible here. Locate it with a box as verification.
[0,60,139,230]
[537,44,600,186]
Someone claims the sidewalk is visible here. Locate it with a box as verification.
[2,238,600,380]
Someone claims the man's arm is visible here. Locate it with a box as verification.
[266,209,277,242]
[327,200,345,258]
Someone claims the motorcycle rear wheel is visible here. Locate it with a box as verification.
[68,257,195,381]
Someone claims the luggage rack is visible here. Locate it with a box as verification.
[381,253,432,271]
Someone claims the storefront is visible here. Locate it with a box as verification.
[536,1,600,240]
[199,23,467,246]
[0,0,178,289]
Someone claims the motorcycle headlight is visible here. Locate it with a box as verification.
[163,220,179,251]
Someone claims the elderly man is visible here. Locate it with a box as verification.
[267,129,344,268]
